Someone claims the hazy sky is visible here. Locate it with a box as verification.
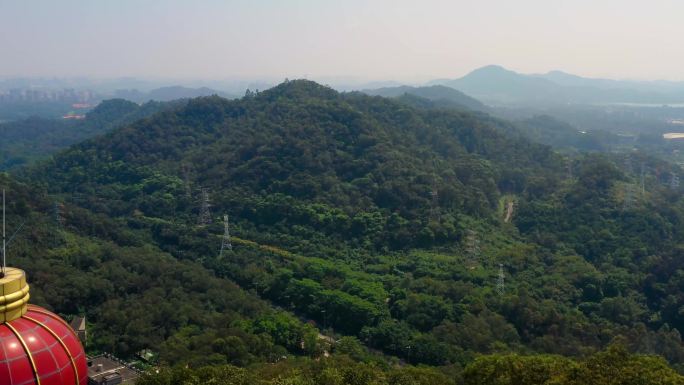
[1,0,683,82]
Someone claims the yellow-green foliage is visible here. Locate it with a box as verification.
[463,346,684,385]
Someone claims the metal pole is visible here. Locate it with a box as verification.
[497,264,505,295]
[2,189,6,278]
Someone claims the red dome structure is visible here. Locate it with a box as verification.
[0,268,88,385]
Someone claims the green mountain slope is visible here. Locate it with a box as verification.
[34,80,562,256]
[0,98,181,169]
[14,80,684,377]
[362,85,487,111]
[515,115,618,152]
[0,173,324,367]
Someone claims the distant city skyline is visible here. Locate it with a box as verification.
[2,0,684,82]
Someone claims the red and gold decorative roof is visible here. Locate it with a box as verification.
[0,268,87,385]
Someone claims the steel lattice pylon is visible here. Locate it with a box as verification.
[220,214,233,257]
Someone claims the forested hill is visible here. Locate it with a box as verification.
[16,80,684,380]
[362,85,488,111]
[0,173,332,370]
[33,79,561,251]
[0,98,181,170]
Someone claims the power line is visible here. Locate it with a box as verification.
[6,220,25,248]
[670,173,680,190]
[497,264,505,295]
[54,202,65,227]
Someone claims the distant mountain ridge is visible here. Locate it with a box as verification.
[113,85,237,103]
[431,65,684,105]
[361,85,487,111]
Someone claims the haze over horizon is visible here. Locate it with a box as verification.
[2,0,684,83]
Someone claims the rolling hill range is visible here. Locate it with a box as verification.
[112,85,237,103]
[7,80,684,381]
[361,85,488,111]
[33,80,562,253]
[432,65,684,105]
[0,98,182,170]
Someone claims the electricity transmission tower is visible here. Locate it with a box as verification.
[640,163,646,196]
[54,202,65,227]
[620,157,642,210]
[465,230,480,266]
[219,214,233,257]
[429,186,439,221]
[623,156,633,176]
[497,264,505,295]
[198,188,212,225]
[181,164,192,198]
[623,184,637,211]
[671,173,680,190]
[565,158,573,179]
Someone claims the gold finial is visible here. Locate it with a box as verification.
[0,267,30,322]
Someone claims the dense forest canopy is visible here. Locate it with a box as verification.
[362,85,488,112]
[0,98,181,170]
[4,79,684,383]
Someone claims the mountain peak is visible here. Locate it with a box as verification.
[259,79,339,101]
[546,70,572,76]
[466,65,516,77]
[85,98,139,120]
